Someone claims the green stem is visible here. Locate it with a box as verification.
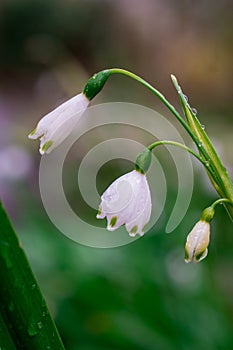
[211,198,233,210]
[171,75,226,186]
[171,74,233,220]
[107,68,233,221]
[108,69,219,183]
[0,202,65,350]
[108,68,197,141]
[147,140,215,175]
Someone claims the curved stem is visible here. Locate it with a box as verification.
[211,198,233,210]
[105,68,233,220]
[108,68,197,141]
[108,69,220,185]
[147,140,215,177]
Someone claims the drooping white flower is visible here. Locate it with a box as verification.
[97,170,152,237]
[185,220,210,263]
[28,93,89,154]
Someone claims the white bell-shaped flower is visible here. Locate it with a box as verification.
[28,93,89,154]
[185,220,210,263]
[97,170,152,237]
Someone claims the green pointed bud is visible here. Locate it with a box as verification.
[135,148,152,174]
[83,70,110,101]
[200,206,215,223]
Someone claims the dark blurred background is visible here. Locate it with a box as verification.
[0,1,233,349]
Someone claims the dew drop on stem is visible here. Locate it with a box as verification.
[192,108,198,116]
[183,94,188,102]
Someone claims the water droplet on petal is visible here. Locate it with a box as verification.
[105,194,113,201]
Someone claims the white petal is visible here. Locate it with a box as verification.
[126,190,151,236]
[194,248,208,263]
[125,179,151,236]
[97,170,152,236]
[100,171,137,211]
[29,93,89,154]
[39,113,78,154]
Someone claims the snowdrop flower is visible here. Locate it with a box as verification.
[184,220,210,263]
[97,169,152,237]
[28,93,89,155]
[29,70,111,155]
[184,206,215,263]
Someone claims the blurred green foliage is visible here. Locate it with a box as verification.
[1,0,233,349]
[17,195,233,350]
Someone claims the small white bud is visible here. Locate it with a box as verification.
[185,220,210,263]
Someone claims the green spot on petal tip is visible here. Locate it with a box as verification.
[130,225,138,234]
[194,250,206,262]
[110,216,117,227]
[41,140,53,153]
[29,127,37,137]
